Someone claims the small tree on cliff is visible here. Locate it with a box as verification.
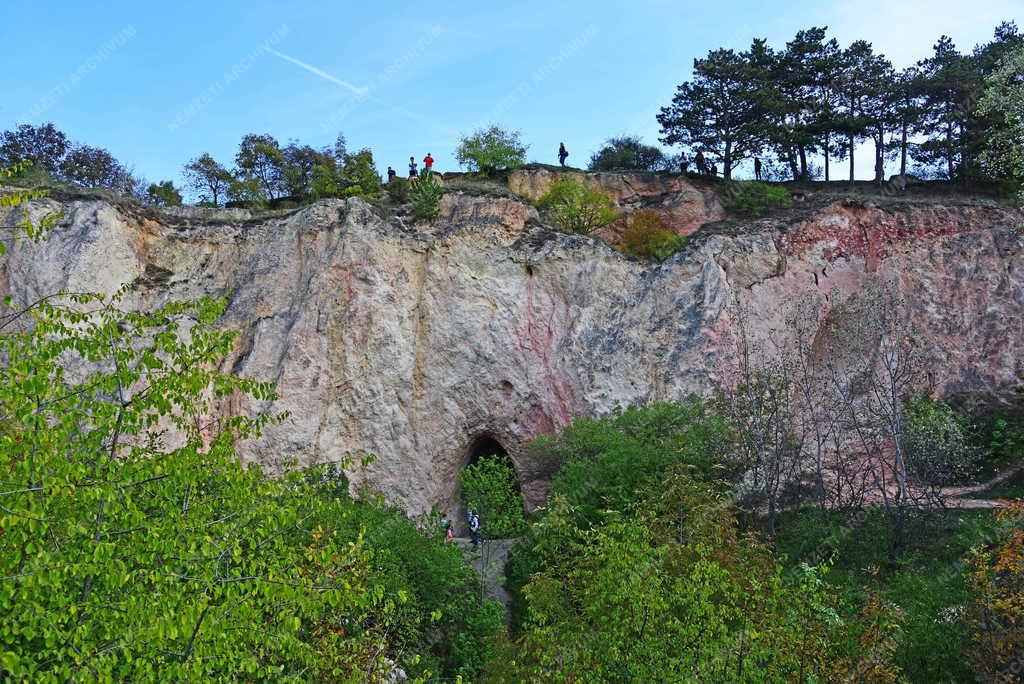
[183,153,233,206]
[588,136,669,171]
[455,125,528,175]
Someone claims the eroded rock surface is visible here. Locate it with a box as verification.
[2,175,1021,515]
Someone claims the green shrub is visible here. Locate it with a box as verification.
[459,454,527,538]
[386,176,410,203]
[338,148,381,200]
[621,210,686,260]
[902,393,979,486]
[455,125,527,175]
[588,135,668,171]
[538,175,618,234]
[410,172,444,220]
[498,470,906,682]
[226,175,267,209]
[720,180,792,217]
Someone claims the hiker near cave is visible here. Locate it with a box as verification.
[469,509,480,548]
[423,153,434,175]
[694,150,707,176]
[558,142,569,167]
[408,157,418,177]
[754,157,762,181]
[439,512,453,542]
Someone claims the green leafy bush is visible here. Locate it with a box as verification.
[459,454,527,538]
[496,471,905,682]
[588,135,668,171]
[902,393,979,486]
[720,180,792,217]
[386,176,410,203]
[455,125,527,175]
[621,210,686,260]
[0,190,500,679]
[966,502,1024,680]
[538,175,618,234]
[410,172,444,220]
[226,175,267,209]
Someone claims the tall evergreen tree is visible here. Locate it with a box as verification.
[834,41,890,184]
[772,28,835,180]
[658,47,769,180]
[914,36,979,179]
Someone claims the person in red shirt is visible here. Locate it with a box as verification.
[423,153,434,175]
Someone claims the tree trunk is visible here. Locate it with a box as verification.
[798,145,808,180]
[848,135,855,185]
[873,132,885,184]
[788,148,799,181]
[899,122,908,176]
[946,106,955,180]
[824,133,830,182]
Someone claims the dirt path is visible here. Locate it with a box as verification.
[940,462,1024,510]
[942,463,1024,497]
[454,538,517,609]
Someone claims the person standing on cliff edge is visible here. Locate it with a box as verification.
[423,153,434,175]
[558,142,569,167]
[754,157,763,181]
[408,157,418,177]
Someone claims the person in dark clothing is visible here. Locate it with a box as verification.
[709,163,718,178]
[694,150,707,176]
[387,166,397,183]
[754,157,762,181]
[558,142,569,167]
[408,157,418,177]
[679,153,688,175]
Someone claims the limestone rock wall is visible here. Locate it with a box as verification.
[2,175,1021,515]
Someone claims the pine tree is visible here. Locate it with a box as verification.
[658,47,770,180]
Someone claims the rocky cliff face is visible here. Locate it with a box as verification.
[2,172,1021,515]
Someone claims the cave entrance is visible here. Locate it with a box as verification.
[468,435,509,466]
[458,434,526,538]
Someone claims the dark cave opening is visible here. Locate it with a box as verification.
[468,435,509,464]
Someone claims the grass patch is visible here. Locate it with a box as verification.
[770,507,1004,682]
[719,180,792,217]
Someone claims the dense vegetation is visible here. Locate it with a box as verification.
[495,397,1024,683]
[658,23,1024,184]
[0,177,500,681]
[458,455,527,539]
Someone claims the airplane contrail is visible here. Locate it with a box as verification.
[267,48,368,95]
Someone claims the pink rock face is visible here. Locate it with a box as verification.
[2,189,1021,517]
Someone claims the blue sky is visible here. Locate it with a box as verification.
[3,0,1019,188]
